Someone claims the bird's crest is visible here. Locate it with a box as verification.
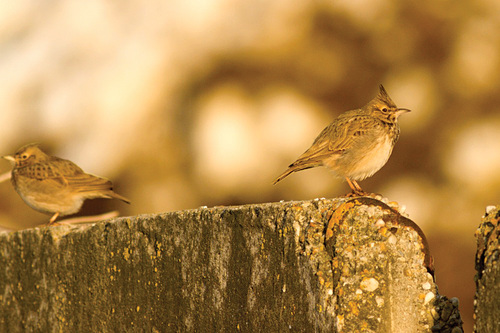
[375,84,397,108]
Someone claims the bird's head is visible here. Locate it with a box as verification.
[368,85,410,122]
[2,143,48,167]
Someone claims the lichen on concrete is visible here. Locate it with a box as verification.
[318,197,437,332]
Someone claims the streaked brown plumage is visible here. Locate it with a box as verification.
[273,85,410,195]
[2,143,130,224]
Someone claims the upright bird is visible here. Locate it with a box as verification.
[273,85,410,195]
[2,143,130,224]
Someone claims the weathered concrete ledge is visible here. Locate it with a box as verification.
[0,198,461,332]
[474,205,500,332]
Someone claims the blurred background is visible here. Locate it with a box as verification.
[1,0,500,330]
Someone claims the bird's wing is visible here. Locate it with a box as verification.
[289,114,375,166]
[48,159,129,203]
[326,114,375,153]
[49,159,114,192]
[65,172,130,203]
[64,173,114,192]
[17,158,112,192]
[15,158,77,187]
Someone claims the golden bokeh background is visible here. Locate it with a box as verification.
[2,1,500,330]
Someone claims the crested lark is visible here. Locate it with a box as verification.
[273,85,410,195]
[2,143,130,224]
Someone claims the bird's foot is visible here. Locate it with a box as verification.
[344,190,368,197]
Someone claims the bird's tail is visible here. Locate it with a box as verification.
[108,191,131,204]
[272,162,318,185]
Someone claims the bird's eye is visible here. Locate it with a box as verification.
[381,108,388,112]
[21,154,28,159]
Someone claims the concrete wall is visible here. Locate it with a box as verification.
[0,198,463,332]
[474,205,500,333]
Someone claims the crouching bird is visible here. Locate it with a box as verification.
[2,143,130,224]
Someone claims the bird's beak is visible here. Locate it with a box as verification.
[1,155,15,162]
[396,108,411,116]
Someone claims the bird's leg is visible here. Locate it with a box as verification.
[351,179,366,194]
[48,212,60,225]
[345,177,367,196]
